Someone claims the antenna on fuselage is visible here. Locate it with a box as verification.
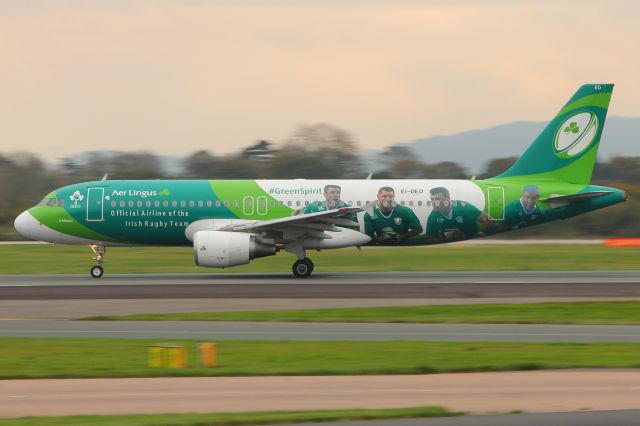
[101,173,108,181]
[365,172,373,180]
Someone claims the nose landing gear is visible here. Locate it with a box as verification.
[90,244,105,278]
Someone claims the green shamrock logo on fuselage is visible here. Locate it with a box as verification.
[564,122,580,134]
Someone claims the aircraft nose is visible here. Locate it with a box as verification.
[14,211,37,240]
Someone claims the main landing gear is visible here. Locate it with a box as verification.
[90,244,105,279]
[286,242,314,278]
[292,257,314,278]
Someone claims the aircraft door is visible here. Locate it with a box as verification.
[86,187,105,222]
[487,186,505,220]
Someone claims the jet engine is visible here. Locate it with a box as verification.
[193,230,276,268]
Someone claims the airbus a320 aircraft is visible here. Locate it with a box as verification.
[15,84,626,278]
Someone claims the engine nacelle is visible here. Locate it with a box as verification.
[193,230,276,268]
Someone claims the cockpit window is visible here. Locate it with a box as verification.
[38,196,57,207]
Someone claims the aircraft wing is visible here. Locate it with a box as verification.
[540,191,613,203]
[217,207,362,235]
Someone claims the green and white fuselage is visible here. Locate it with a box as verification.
[17,178,625,247]
[14,83,627,277]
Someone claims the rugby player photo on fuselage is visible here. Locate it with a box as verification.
[503,185,545,230]
[364,186,423,244]
[299,184,350,214]
[425,186,494,242]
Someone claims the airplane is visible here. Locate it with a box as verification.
[14,84,627,278]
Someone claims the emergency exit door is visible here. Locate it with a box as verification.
[487,187,505,220]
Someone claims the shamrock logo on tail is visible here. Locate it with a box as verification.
[564,122,580,134]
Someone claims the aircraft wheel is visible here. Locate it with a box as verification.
[292,258,314,278]
[90,265,104,279]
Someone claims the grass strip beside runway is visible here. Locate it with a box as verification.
[85,301,640,325]
[2,244,640,273]
[1,338,639,379]
[0,407,459,426]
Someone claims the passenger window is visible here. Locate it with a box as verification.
[418,201,423,206]
[146,201,151,207]
[120,201,125,208]
[47,198,57,207]
[163,201,169,207]
[172,201,177,208]
[409,201,414,207]
[128,201,134,208]
[198,201,203,207]
[57,198,65,207]
[224,201,230,207]
[154,201,160,207]
[296,201,301,207]
[305,201,309,206]
[111,201,116,207]
[215,200,221,207]
[189,201,195,207]
[357,201,362,207]
[138,201,143,207]
[206,200,212,207]
[287,201,292,207]
[233,200,238,207]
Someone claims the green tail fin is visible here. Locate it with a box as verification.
[496,84,613,184]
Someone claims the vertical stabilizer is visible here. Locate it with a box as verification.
[496,84,613,184]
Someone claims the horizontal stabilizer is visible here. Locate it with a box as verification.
[540,191,613,203]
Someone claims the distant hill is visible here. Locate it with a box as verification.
[366,116,640,175]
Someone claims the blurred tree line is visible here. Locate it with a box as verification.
[1,123,639,239]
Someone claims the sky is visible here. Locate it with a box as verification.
[0,0,639,160]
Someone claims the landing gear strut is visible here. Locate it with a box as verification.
[292,257,314,278]
[90,244,105,279]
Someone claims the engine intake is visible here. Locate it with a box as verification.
[194,230,276,268]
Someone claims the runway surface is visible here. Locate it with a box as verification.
[1,271,640,299]
[2,371,639,418]
[2,320,640,342]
